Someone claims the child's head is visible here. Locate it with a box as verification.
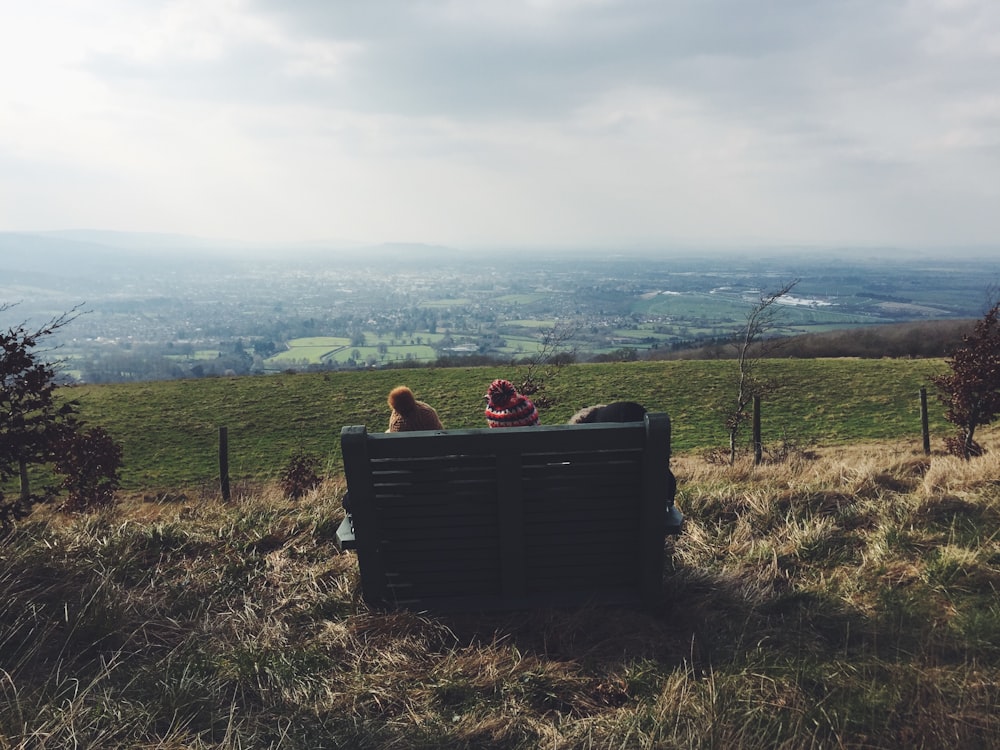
[387,386,444,432]
[484,379,539,428]
[569,401,647,424]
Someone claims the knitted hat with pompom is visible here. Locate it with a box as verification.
[484,379,539,428]
[387,386,444,432]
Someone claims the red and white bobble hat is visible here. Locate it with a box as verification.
[484,379,539,428]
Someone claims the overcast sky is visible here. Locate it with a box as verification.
[2,0,999,251]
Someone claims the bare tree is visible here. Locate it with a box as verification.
[725,280,799,464]
[513,323,578,410]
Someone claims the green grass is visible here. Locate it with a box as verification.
[51,358,951,493]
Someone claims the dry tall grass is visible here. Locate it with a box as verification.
[2,431,998,748]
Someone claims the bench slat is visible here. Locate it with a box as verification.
[364,422,648,459]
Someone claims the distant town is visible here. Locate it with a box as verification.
[3,231,998,383]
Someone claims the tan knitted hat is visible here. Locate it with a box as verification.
[386,386,444,432]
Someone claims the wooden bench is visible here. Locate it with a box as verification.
[336,413,682,611]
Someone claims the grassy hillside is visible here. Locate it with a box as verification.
[2,430,998,747]
[61,358,950,492]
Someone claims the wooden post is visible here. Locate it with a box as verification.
[18,458,30,502]
[920,387,931,455]
[753,395,762,465]
[219,426,231,502]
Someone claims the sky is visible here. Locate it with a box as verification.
[2,0,999,251]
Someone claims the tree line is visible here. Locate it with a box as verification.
[650,318,975,361]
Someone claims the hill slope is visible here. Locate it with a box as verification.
[3,429,998,747]
[58,358,951,492]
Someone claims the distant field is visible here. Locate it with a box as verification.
[494,335,547,357]
[495,294,547,304]
[264,334,445,368]
[505,319,557,328]
[634,291,876,330]
[162,349,228,361]
[266,331,552,368]
[632,291,747,321]
[56,358,951,492]
[416,298,472,307]
[265,336,350,367]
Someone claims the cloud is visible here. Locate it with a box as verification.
[1,0,999,247]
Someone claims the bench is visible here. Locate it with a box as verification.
[336,412,682,611]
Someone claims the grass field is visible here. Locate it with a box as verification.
[3,427,997,747]
[52,358,951,493]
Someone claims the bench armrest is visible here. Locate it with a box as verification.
[335,514,356,550]
[665,505,684,536]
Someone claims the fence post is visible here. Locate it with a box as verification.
[920,387,931,455]
[219,426,231,502]
[753,395,762,465]
[18,458,30,502]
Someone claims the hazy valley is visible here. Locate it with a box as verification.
[3,230,998,382]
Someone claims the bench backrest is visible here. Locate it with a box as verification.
[340,412,673,611]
